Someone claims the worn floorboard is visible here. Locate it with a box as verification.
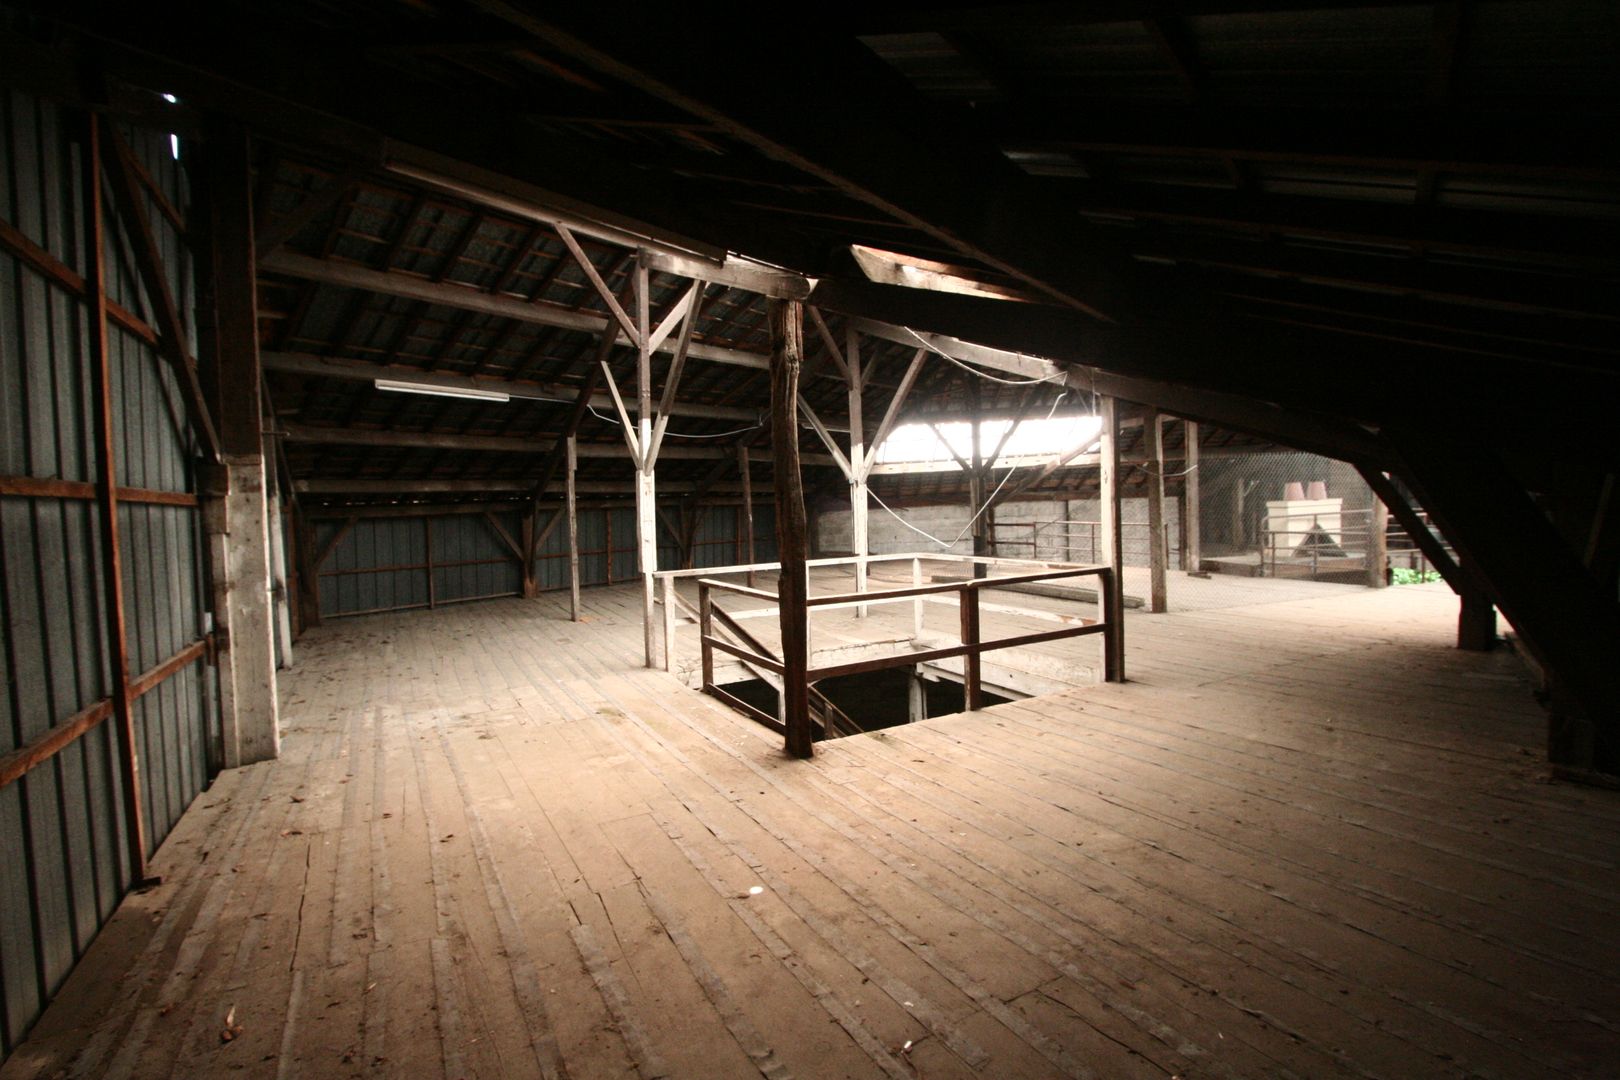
[4,577,1617,1079]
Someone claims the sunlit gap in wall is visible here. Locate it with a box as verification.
[162,93,180,159]
[875,414,1104,470]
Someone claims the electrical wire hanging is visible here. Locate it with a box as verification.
[867,389,1080,550]
[586,405,761,440]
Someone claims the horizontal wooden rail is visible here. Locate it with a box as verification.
[808,623,1106,681]
[701,635,786,675]
[0,473,201,507]
[694,553,1123,748]
[318,555,514,577]
[0,636,212,791]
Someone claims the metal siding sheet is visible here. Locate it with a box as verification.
[0,92,213,1058]
[0,783,41,1058]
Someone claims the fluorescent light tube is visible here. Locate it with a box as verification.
[375,379,510,403]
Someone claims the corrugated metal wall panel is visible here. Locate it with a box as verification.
[315,500,779,613]
[609,508,636,581]
[319,517,428,617]
[430,513,520,604]
[1,91,215,1058]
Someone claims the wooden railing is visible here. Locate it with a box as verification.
[659,552,1122,749]
[990,518,1175,565]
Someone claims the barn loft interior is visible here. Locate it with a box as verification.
[2,2,1618,1077]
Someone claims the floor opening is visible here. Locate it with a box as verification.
[718,669,1014,737]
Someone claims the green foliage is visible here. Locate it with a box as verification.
[1391,567,1443,585]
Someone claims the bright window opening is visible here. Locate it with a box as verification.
[875,414,1103,469]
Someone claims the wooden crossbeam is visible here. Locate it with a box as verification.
[100,126,222,462]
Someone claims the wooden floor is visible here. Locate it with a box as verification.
[7,578,1619,1079]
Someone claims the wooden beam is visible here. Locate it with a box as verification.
[256,169,361,258]
[817,279,1388,466]
[1356,467,1469,591]
[262,350,759,422]
[481,511,524,562]
[797,395,854,481]
[82,112,152,883]
[770,299,812,758]
[862,347,928,474]
[647,279,705,468]
[599,358,642,466]
[472,8,1125,315]
[280,420,791,464]
[806,305,849,382]
[555,223,641,346]
[259,250,770,370]
[1384,425,1620,772]
[295,477,775,496]
[314,516,359,569]
[100,125,222,462]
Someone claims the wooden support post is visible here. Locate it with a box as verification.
[1145,408,1169,613]
[662,574,677,672]
[1182,419,1201,572]
[424,517,436,608]
[908,667,927,723]
[1098,396,1126,680]
[1458,587,1498,652]
[912,556,924,639]
[960,585,983,711]
[739,445,757,588]
[969,381,988,579]
[520,511,538,598]
[699,582,714,690]
[635,257,658,668]
[1100,567,1125,683]
[263,436,294,667]
[770,299,812,758]
[1358,466,1494,649]
[567,435,581,621]
[847,331,870,615]
[83,113,153,882]
[205,122,279,768]
[1365,492,1389,588]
